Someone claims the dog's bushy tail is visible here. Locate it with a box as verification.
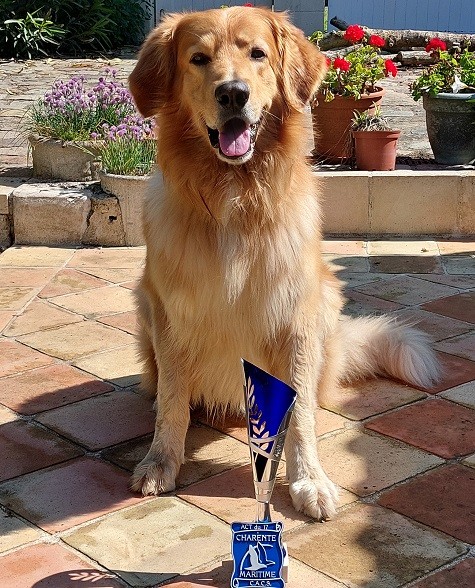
[336,316,440,389]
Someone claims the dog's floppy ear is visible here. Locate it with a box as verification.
[270,13,328,111]
[129,13,183,117]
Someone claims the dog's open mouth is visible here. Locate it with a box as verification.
[207,118,259,162]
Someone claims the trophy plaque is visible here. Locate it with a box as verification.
[231,359,297,588]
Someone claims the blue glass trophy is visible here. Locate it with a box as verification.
[231,360,297,588]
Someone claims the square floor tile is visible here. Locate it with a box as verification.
[288,505,466,588]
[318,378,426,421]
[354,276,459,306]
[412,559,475,587]
[97,311,139,335]
[68,248,145,269]
[442,255,475,275]
[178,464,309,530]
[0,542,125,588]
[0,286,37,310]
[393,308,473,342]
[0,510,42,554]
[73,344,142,387]
[318,429,443,496]
[0,405,17,424]
[198,411,248,444]
[50,285,136,319]
[379,464,475,544]
[343,290,404,317]
[63,498,230,587]
[163,557,345,587]
[0,364,113,414]
[426,352,475,394]
[440,382,475,409]
[0,419,82,481]
[0,457,146,532]
[0,246,76,267]
[118,280,138,290]
[0,339,54,377]
[434,332,475,362]
[0,267,57,288]
[369,255,442,274]
[103,424,251,489]
[37,390,155,450]
[411,273,475,290]
[0,311,13,332]
[287,503,467,588]
[178,463,356,531]
[341,272,394,289]
[463,453,475,468]
[421,292,475,324]
[366,398,475,459]
[176,424,249,487]
[323,254,370,273]
[38,268,109,298]
[3,299,82,336]
[17,321,135,360]
[79,267,143,283]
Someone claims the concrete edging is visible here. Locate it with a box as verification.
[0,170,474,248]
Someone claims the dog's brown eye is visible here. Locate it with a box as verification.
[250,48,266,60]
[190,53,210,66]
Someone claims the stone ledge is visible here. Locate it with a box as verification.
[320,170,474,237]
[10,181,125,247]
[1,171,474,248]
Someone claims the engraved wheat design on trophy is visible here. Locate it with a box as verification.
[247,378,271,456]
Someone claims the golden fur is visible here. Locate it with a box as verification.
[129,7,439,520]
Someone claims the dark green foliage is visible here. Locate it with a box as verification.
[0,0,151,58]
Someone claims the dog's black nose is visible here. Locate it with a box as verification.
[215,81,250,110]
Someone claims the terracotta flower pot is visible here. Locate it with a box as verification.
[353,129,401,171]
[311,88,385,162]
[29,133,101,181]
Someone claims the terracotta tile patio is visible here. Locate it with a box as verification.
[0,240,474,587]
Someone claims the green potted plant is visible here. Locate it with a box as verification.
[96,115,156,246]
[351,107,401,171]
[311,25,398,162]
[26,68,136,181]
[411,39,475,165]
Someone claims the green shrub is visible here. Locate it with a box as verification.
[0,0,151,58]
[0,8,65,58]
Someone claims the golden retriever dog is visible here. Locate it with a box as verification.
[128,6,439,520]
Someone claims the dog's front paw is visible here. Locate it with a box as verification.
[289,475,339,521]
[131,457,177,496]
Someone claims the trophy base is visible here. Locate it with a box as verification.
[231,521,287,587]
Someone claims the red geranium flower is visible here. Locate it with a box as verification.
[344,24,365,44]
[384,59,398,77]
[369,35,385,48]
[325,56,332,68]
[425,37,447,53]
[333,57,351,71]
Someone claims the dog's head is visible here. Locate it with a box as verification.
[130,7,327,165]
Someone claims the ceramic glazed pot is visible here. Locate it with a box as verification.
[353,129,401,171]
[423,92,475,165]
[29,133,101,181]
[311,88,385,162]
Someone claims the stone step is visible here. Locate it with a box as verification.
[1,171,474,248]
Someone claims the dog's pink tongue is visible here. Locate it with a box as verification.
[219,119,250,157]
